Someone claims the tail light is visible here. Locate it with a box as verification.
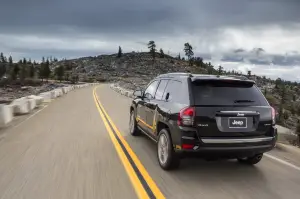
[271,107,276,125]
[182,144,194,149]
[177,107,195,126]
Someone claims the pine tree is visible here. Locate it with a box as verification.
[38,59,51,82]
[278,85,287,122]
[8,56,13,64]
[29,64,35,78]
[23,58,27,65]
[117,46,122,58]
[44,59,51,81]
[54,66,65,82]
[19,59,28,82]
[296,123,300,146]
[184,43,194,66]
[0,53,7,78]
[275,78,282,89]
[0,52,5,63]
[0,64,5,78]
[147,41,156,61]
[38,63,44,81]
[264,88,267,96]
[11,64,20,80]
[194,57,203,67]
[218,66,223,75]
[159,48,164,58]
[247,70,251,78]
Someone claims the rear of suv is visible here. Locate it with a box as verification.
[129,73,277,170]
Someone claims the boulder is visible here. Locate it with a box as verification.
[0,104,14,127]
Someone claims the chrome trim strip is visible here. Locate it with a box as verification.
[137,127,158,143]
[201,137,273,144]
[219,111,257,113]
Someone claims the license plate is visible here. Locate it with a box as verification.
[228,117,247,128]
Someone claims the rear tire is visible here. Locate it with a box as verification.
[238,153,263,165]
[129,110,140,136]
[157,129,180,170]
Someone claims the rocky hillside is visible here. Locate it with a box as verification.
[52,52,300,132]
[52,52,210,89]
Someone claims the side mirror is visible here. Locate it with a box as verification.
[133,90,143,98]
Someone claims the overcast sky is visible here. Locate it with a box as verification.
[1,0,300,81]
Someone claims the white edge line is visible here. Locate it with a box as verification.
[265,153,300,172]
[8,104,49,131]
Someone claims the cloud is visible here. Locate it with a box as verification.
[211,60,300,82]
[1,0,300,81]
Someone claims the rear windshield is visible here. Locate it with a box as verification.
[191,80,269,106]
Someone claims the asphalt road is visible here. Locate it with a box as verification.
[0,84,300,199]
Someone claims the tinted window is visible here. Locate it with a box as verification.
[163,80,188,104]
[192,80,269,106]
[144,80,159,99]
[154,80,169,100]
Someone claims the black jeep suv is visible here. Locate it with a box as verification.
[129,73,277,170]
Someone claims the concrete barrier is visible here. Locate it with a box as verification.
[128,92,133,98]
[50,90,56,99]
[39,92,51,102]
[109,84,135,99]
[27,95,44,105]
[28,99,37,110]
[0,104,14,127]
[62,87,71,94]
[54,89,63,97]
[0,83,99,127]
[10,98,30,115]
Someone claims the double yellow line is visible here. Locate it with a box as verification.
[93,87,165,199]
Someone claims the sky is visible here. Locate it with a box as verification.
[1,0,300,81]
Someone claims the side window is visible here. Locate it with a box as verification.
[154,80,169,100]
[144,80,159,99]
[163,80,181,102]
[162,80,188,104]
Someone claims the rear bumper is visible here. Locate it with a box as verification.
[177,143,275,159]
[174,126,277,158]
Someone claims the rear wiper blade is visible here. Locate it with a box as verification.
[234,100,255,103]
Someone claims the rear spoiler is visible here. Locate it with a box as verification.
[191,77,255,85]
